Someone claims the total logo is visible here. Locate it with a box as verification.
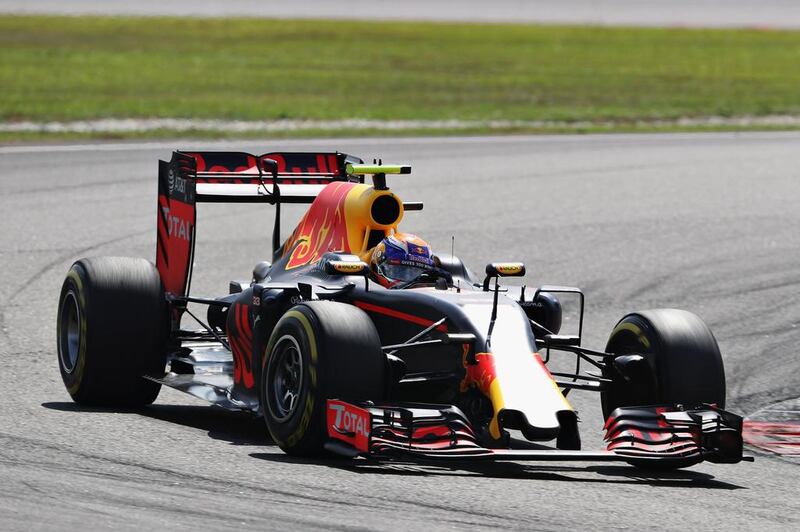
[329,402,370,438]
[161,206,192,242]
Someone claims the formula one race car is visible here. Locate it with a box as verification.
[57,150,750,469]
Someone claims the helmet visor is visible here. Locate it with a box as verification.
[379,262,430,283]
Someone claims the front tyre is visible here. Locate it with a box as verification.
[601,308,726,419]
[261,301,385,456]
[57,257,168,406]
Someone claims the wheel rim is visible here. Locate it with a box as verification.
[59,290,81,373]
[267,335,304,422]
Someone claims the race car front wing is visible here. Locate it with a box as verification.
[324,399,751,467]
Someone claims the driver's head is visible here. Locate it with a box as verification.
[370,232,434,288]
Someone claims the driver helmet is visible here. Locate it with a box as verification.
[370,232,435,288]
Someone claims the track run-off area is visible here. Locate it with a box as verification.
[0,132,799,530]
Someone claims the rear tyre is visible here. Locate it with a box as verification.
[602,308,726,419]
[261,301,385,456]
[57,257,168,406]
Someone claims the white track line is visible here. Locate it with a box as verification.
[2,131,800,155]
[3,115,800,136]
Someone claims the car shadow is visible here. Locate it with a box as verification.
[249,452,745,489]
[41,401,270,447]
[42,401,745,489]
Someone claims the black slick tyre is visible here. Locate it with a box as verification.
[261,301,385,456]
[57,257,168,406]
[602,308,726,419]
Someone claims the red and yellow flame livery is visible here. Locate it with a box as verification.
[280,182,405,268]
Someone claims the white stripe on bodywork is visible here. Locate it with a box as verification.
[462,298,572,432]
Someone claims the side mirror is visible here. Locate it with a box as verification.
[483,262,525,290]
[485,262,525,277]
[324,260,369,277]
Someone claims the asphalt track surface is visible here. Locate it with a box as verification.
[1,132,799,530]
[2,0,800,28]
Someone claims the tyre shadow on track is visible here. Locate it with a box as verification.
[41,402,745,489]
[250,453,745,489]
[42,402,270,446]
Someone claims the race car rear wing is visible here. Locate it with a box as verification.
[156,150,363,298]
[187,150,365,202]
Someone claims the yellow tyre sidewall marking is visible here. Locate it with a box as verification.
[611,321,651,350]
[265,309,319,448]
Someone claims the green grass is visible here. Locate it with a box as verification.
[2,15,800,136]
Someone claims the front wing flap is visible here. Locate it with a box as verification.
[325,400,750,467]
[604,404,746,465]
